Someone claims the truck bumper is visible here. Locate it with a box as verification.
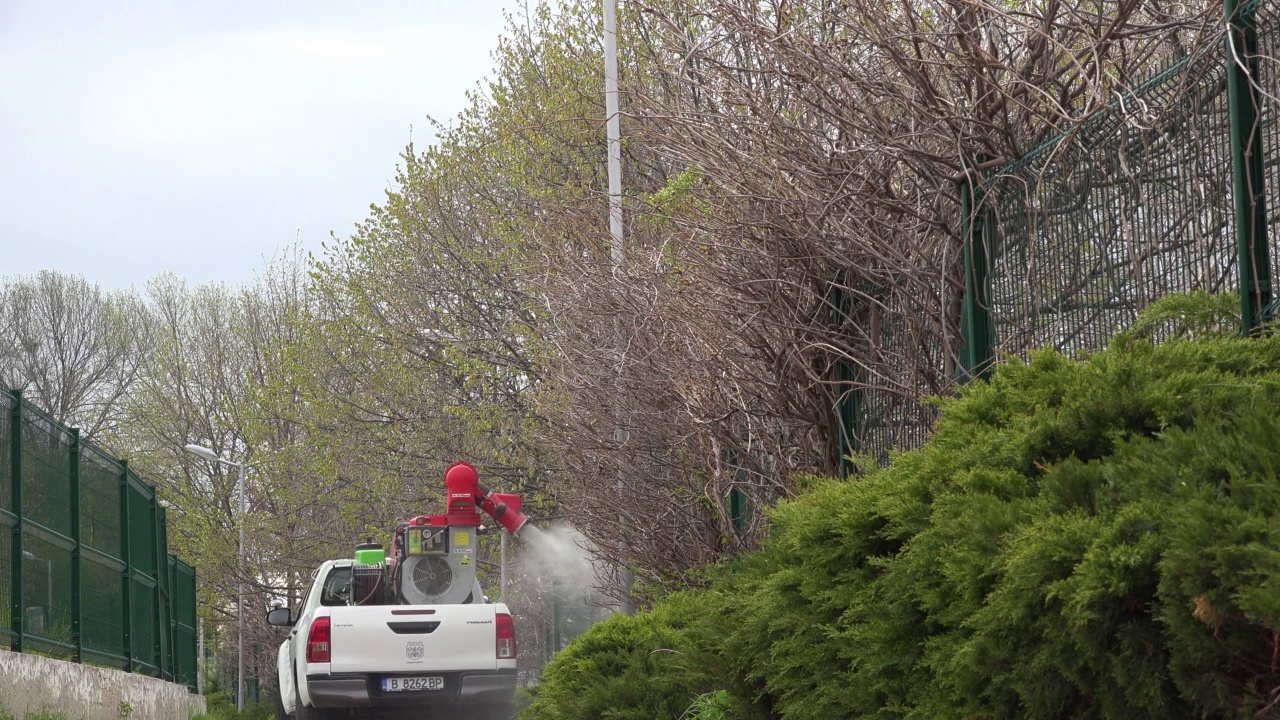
[306,669,517,708]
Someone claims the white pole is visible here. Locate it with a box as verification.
[499,530,507,603]
[197,616,205,696]
[603,0,634,615]
[237,461,245,711]
[604,0,623,254]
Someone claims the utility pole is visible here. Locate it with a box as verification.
[184,444,247,710]
[237,461,245,711]
[500,531,507,603]
[603,0,634,615]
[197,616,205,696]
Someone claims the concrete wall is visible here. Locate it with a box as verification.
[0,650,207,720]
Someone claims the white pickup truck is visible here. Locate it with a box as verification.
[268,558,518,720]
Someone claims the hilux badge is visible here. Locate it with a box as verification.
[406,641,425,661]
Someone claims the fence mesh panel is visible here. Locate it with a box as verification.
[80,444,122,559]
[128,478,155,576]
[980,43,1237,357]
[1254,0,1280,303]
[173,559,198,691]
[21,529,74,659]
[855,287,942,463]
[0,524,10,650]
[82,551,126,667]
[0,389,194,687]
[0,392,12,649]
[21,408,72,535]
[0,391,11,514]
[131,577,156,672]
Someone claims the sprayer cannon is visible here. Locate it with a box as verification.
[440,461,530,536]
[368,462,530,606]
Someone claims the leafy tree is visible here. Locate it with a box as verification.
[112,251,313,693]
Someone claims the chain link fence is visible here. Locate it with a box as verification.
[0,389,198,693]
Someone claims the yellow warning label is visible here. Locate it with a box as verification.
[460,556,472,566]
[453,530,471,547]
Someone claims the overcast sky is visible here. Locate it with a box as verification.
[0,0,515,291]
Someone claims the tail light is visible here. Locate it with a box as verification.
[496,613,517,659]
[307,616,331,663]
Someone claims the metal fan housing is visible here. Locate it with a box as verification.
[398,526,478,604]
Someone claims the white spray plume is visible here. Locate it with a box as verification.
[517,522,601,593]
[510,522,615,659]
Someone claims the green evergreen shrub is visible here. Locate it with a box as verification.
[520,591,759,720]
[717,336,1280,719]
[532,335,1280,719]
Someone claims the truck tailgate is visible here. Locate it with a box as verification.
[327,605,498,674]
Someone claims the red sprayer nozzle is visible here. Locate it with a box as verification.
[479,492,529,536]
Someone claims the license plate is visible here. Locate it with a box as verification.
[382,676,444,692]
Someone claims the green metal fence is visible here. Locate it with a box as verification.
[0,388,198,693]
[846,1,1280,464]
[833,281,942,470]
[959,0,1276,375]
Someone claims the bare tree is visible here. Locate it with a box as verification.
[0,270,151,437]
[515,0,1223,598]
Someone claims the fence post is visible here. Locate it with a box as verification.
[1226,0,1274,332]
[69,427,81,663]
[723,446,751,536]
[151,496,162,677]
[119,460,133,671]
[959,177,995,379]
[830,282,860,476]
[9,390,22,654]
[729,483,748,536]
[166,553,176,682]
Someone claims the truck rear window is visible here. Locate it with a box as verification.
[320,567,352,606]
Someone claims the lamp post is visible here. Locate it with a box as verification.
[184,443,246,711]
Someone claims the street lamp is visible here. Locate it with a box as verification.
[184,443,246,712]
